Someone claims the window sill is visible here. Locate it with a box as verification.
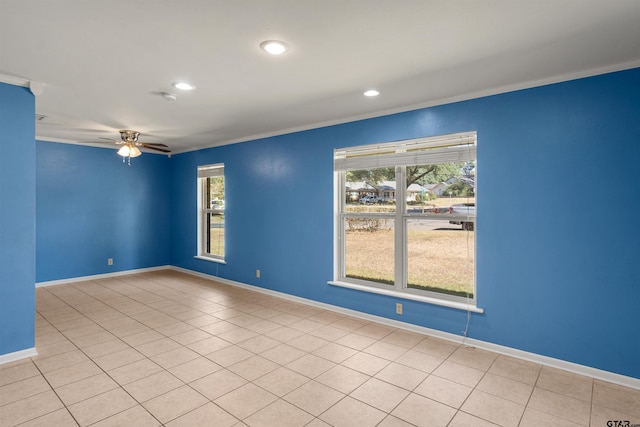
[327,280,484,314]
[194,255,227,265]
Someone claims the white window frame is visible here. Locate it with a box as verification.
[196,163,226,264]
[330,131,482,312]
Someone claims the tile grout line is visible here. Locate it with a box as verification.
[40,275,352,426]
[27,271,638,426]
[35,282,174,427]
[514,355,541,426]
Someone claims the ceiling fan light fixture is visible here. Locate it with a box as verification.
[259,40,290,55]
[117,145,131,157]
[129,146,142,158]
[108,130,170,165]
[172,82,195,91]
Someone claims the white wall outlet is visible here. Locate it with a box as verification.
[256,269,260,278]
[396,303,403,315]
[108,258,113,266]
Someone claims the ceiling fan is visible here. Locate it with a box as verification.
[98,130,171,165]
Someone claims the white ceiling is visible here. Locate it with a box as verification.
[1,0,640,154]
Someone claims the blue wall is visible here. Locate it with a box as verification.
[0,83,36,355]
[28,69,640,378]
[170,68,640,379]
[36,141,171,282]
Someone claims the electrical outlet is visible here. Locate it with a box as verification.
[256,269,261,278]
[396,303,403,315]
[108,258,113,266]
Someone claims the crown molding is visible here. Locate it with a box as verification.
[0,73,30,87]
[171,59,640,155]
[0,73,44,96]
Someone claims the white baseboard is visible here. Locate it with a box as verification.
[171,265,640,390]
[35,265,172,288]
[0,347,38,366]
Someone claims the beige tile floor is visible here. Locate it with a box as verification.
[1,270,639,426]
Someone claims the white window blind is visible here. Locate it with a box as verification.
[335,131,476,171]
[198,164,224,178]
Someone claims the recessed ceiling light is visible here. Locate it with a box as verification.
[172,82,195,91]
[259,40,290,55]
[364,89,380,97]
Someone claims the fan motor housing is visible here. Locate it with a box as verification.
[119,130,140,142]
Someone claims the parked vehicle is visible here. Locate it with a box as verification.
[210,199,225,214]
[358,195,383,204]
[449,203,475,231]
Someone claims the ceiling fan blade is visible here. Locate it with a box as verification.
[78,140,118,145]
[141,144,171,153]
[138,142,169,147]
[94,137,125,145]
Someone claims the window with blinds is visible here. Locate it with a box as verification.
[333,132,477,304]
[197,164,225,261]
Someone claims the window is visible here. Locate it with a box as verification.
[334,132,477,306]
[197,164,225,262]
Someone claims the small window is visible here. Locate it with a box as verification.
[335,132,476,304]
[198,164,225,261]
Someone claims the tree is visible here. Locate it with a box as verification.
[406,163,462,187]
[346,168,395,188]
[347,167,395,184]
[440,161,475,196]
[208,176,224,200]
[446,181,474,197]
[459,162,476,187]
[346,162,471,190]
[415,190,435,203]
